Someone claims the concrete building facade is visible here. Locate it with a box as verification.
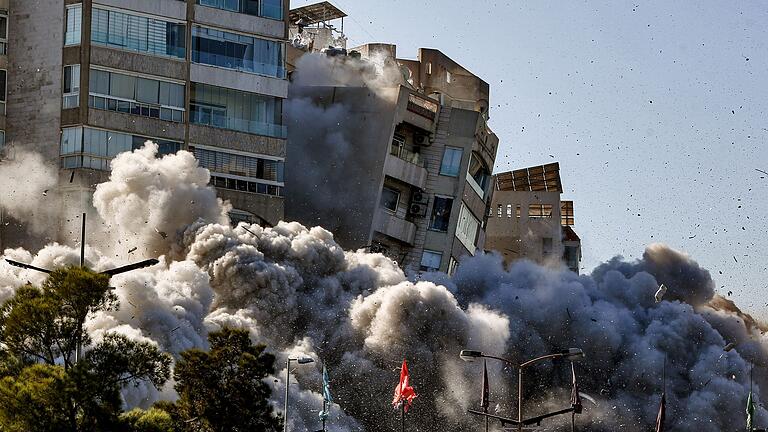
[484,163,582,273]
[0,0,290,249]
[285,24,498,274]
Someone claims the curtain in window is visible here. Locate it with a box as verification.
[107,11,128,46]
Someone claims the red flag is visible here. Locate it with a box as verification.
[392,359,417,412]
[655,392,666,432]
[481,359,489,410]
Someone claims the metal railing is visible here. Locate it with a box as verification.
[390,143,424,167]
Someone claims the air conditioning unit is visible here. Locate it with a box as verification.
[411,189,428,205]
[414,134,429,146]
[409,203,428,217]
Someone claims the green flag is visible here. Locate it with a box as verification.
[747,391,755,431]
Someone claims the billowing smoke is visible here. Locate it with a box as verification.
[1,143,766,431]
[0,149,58,238]
[284,54,403,248]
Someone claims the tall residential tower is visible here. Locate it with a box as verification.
[0,0,289,249]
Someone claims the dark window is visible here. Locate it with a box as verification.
[429,197,453,232]
[380,187,400,212]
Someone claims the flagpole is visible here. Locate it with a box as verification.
[401,401,405,432]
[749,365,753,432]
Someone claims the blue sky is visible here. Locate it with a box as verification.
[293,0,768,319]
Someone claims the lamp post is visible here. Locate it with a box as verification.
[284,356,314,432]
[460,348,585,431]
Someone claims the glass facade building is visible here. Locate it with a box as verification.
[61,127,182,170]
[192,26,285,78]
[190,83,285,138]
[196,0,284,20]
[92,8,186,59]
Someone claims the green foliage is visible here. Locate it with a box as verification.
[167,327,282,432]
[0,267,171,432]
[0,267,114,369]
[119,408,174,432]
[0,364,71,432]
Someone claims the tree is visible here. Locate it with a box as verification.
[119,408,174,432]
[0,267,117,369]
[164,327,282,432]
[0,267,172,431]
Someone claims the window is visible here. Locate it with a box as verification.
[447,257,459,275]
[60,126,181,170]
[63,65,80,109]
[89,68,185,122]
[440,147,463,177]
[446,70,452,83]
[0,12,7,55]
[0,130,5,154]
[260,0,283,19]
[190,83,285,138]
[420,250,443,272]
[426,62,432,75]
[467,153,490,198]
[192,26,285,78]
[516,204,521,218]
[380,187,400,213]
[529,204,554,219]
[229,209,260,227]
[456,203,480,253]
[429,196,453,232]
[191,145,285,184]
[210,175,283,197]
[0,69,6,115]
[65,5,82,46]
[92,8,186,59]
[197,0,282,20]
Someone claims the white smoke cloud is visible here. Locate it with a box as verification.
[0,144,766,431]
[0,149,58,237]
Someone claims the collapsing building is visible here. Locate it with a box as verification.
[484,163,582,273]
[285,5,498,274]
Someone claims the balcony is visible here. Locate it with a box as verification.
[373,209,417,246]
[385,145,428,188]
[407,93,438,120]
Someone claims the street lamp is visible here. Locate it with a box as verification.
[459,348,585,431]
[284,356,315,432]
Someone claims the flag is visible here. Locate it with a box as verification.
[392,359,417,412]
[571,362,582,414]
[747,391,755,431]
[322,365,333,404]
[319,365,333,421]
[655,392,666,432]
[481,359,489,411]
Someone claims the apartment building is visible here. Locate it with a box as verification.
[484,163,582,273]
[285,21,499,274]
[0,0,289,249]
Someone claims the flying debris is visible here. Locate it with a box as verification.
[655,284,668,303]
[724,342,737,352]
[154,228,168,239]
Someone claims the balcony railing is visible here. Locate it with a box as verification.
[190,104,287,138]
[407,93,438,120]
[390,143,424,167]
